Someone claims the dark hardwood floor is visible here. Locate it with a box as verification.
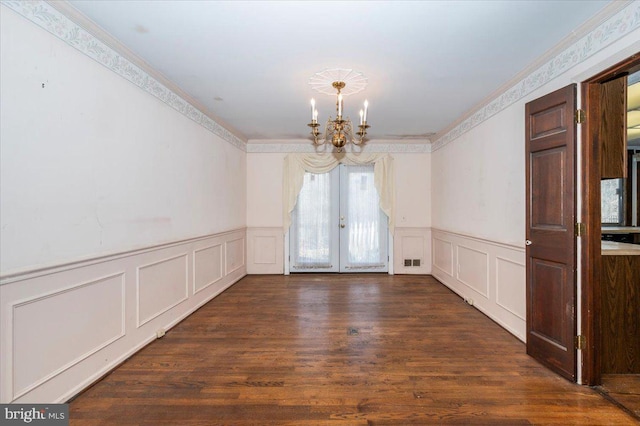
[70,275,638,425]
[599,374,640,420]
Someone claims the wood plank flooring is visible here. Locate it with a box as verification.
[70,275,638,425]
[599,374,640,419]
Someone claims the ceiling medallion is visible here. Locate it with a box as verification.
[307,69,370,152]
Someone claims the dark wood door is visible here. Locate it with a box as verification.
[525,84,577,381]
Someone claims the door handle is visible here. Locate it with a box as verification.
[525,240,532,246]
[340,224,345,228]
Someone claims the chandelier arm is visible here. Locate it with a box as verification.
[306,79,371,151]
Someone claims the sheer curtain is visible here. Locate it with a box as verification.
[293,172,333,267]
[344,165,383,265]
[283,153,395,234]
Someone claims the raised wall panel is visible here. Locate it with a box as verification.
[12,273,125,399]
[430,229,526,342]
[226,238,245,275]
[496,257,526,320]
[393,228,431,274]
[137,254,188,327]
[433,237,453,276]
[457,245,489,298]
[1,228,246,404]
[247,228,284,274]
[193,244,223,294]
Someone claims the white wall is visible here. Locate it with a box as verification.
[0,6,247,403]
[431,13,640,341]
[245,150,432,274]
[0,8,246,275]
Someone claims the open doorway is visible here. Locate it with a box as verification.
[581,53,640,418]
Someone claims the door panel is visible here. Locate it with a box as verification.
[531,148,565,228]
[525,84,577,381]
[530,259,567,347]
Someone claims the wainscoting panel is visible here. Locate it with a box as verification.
[137,254,189,327]
[456,245,489,298]
[0,229,246,403]
[431,229,526,341]
[495,256,526,320]
[12,273,125,399]
[393,228,432,274]
[432,237,454,277]
[247,228,284,274]
[225,238,245,275]
[193,244,223,294]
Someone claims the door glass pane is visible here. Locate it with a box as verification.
[289,165,387,273]
[292,172,333,268]
[342,165,387,269]
[601,178,623,224]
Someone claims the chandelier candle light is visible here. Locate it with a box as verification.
[308,81,370,152]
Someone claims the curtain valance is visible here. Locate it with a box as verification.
[283,153,395,234]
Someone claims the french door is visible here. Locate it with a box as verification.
[289,164,388,273]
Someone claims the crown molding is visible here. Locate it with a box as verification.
[1,0,248,151]
[432,0,640,152]
[246,141,432,154]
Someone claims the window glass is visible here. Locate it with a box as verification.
[601,178,624,224]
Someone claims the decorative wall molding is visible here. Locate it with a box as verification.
[10,272,126,400]
[1,0,247,151]
[4,1,637,154]
[432,1,640,152]
[0,229,247,403]
[224,237,245,275]
[136,254,189,327]
[432,237,454,277]
[0,228,246,284]
[246,141,432,154]
[495,256,526,320]
[432,228,526,342]
[392,227,432,275]
[246,227,284,274]
[193,244,223,294]
[456,245,489,298]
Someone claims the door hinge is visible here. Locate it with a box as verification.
[575,109,586,123]
[575,335,586,350]
[575,222,586,237]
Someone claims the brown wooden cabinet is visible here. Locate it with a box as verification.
[600,254,640,374]
[600,76,627,179]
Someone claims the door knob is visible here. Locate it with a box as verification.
[525,240,532,246]
[340,224,346,228]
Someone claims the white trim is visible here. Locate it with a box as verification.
[55,271,243,404]
[135,254,189,328]
[0,228,246,284]
[430,227,525,252]
[192,244,224,294]
[247,142,432,154]
[10,272,126,399]
[1,0,247,151]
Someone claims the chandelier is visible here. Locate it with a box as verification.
[307,80,370,152]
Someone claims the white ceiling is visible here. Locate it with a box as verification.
[67,0,613,143]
